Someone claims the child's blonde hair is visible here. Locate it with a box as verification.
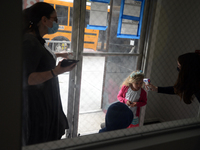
[120,70,144,87]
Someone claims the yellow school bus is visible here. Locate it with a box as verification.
[42,0,101,51]
[23,0,109,51]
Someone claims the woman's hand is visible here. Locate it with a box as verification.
[55,52,73,59]
[53,60,77,75]
[145,83,158,92]
[28,60,76,85]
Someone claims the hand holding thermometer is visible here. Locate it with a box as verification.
[61,59,79,67]
[143,78,151,91]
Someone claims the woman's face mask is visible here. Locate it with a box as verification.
[47,21,59,34]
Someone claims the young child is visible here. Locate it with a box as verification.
[117,70,147,128]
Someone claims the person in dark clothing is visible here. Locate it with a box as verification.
[99,102,133,133]
[22,2,76,145]
[147,52,200,104]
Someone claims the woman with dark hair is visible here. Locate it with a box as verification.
[147,52,200,104]
[22,2,76,145]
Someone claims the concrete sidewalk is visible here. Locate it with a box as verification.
[58,56,106,135]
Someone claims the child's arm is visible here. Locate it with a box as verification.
[117,86,128,104]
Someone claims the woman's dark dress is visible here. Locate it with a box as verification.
[23,33,68,145]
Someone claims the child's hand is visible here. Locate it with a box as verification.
[130,102,137,107]
[126,100,132,106]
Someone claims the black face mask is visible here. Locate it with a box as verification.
[177,67,180,72]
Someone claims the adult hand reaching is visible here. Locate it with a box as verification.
[145,83,158,92]
[55,51,73,59]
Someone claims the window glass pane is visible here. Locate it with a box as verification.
[22,1,200,150]
[85,10,90,28]
[69,6,88,27]
[70,7,73,26]
[56,5,68,26]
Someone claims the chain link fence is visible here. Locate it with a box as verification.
[22,0,200,149]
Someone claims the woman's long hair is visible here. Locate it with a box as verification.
[174,53,200,104]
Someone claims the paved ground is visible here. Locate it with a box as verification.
[58,56,106,135]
